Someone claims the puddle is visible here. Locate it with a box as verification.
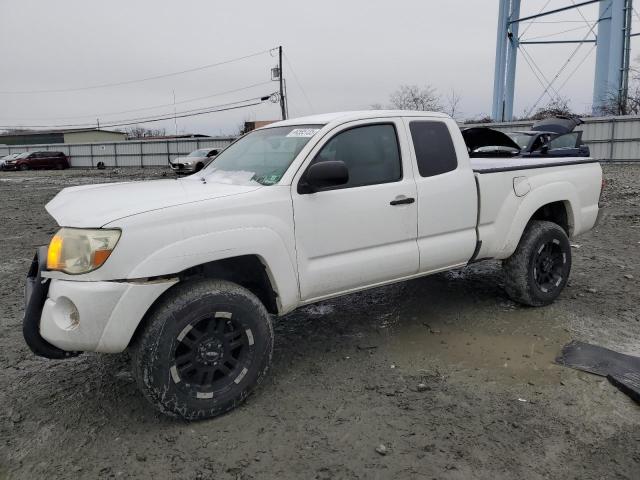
[385,324,567,384]
[375,279,571,385]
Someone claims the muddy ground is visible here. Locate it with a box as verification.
[0,165,638,480]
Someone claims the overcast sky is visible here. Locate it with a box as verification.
[1,0,638,136]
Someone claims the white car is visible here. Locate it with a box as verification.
[23,111,603,420]
[169,147,219,175]
[0,152,22,169]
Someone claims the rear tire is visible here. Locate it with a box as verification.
[131,279,273,420]
[502,220,571,306]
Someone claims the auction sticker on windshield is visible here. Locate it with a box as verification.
[286,128,320,138]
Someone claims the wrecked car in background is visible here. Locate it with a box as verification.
[462,116,590,159]
[169,147,219,175]
[508,117,590,158]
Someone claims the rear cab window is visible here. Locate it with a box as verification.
[409,121,458,177]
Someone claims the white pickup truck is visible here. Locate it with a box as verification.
[23,110,603,419]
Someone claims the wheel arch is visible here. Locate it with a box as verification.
[498,182,579,259]
[127,254,280,351]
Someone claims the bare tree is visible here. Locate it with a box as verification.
[369,103,384,110]
[594,55,640,116]
[527,97,575,120]
[463,115,493,124]
[125,125,167,139]
[598,85,640,116]
[388,84,443,112]
[445,89,462,119]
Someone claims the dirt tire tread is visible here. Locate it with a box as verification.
[502,220,571,307]
[130,278,273,420]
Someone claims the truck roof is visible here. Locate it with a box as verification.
[266,110,450,128]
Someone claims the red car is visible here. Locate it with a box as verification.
[3,151,70,171]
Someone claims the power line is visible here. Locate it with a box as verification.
[556,43,597,93]
[0,81,274,121]
[0,95,276,130]
[0,48,277,95]
[283,53,314,113]
[525,4,607,117]
[521,20,599,24]
[519,0,553,38]
[523,24,591,42]
[519,45,561,100]
[570,0,597,32]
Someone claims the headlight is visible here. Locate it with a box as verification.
[47,228,121,274]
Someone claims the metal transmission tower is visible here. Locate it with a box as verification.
[492,0,634,121]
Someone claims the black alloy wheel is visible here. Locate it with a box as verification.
[533,239,567,295]
[172,312,251,398]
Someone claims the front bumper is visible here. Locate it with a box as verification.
[594,205,606,228]
[39,278,177,353]
[23,247,79,359]
[169,162,197,174]
[23,248,177,356]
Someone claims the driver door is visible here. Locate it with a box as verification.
[291,119,419,302]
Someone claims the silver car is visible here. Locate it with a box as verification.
[169,148,219,175]
[0,153,22,170]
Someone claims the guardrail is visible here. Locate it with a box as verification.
[0,137,235,168]
[462,114,640,162]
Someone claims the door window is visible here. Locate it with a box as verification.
[409,121,457,177]
[310,124,401,189]
[548,132,580,150]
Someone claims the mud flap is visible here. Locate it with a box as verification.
[556,340,640,404]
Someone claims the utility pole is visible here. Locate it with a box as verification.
[96,118,100,129]
[278,46,286,120]
[283,78,289,118]
[172,90,178,135]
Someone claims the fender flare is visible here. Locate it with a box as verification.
[498,181,578,259]
[125,227,300,313]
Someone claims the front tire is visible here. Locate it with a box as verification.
[502,220,571,306]
[131,279,273,420]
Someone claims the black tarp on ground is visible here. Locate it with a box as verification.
[556,340,640,404]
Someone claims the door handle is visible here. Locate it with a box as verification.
[390,196,415,206]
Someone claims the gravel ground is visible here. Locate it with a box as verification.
[0,165,639,480]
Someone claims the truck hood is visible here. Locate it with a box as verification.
[461,127,521,155]
[46,178,261,227]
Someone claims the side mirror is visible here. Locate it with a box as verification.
[299,160,349,194]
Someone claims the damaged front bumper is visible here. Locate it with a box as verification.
[23,247,80,359]
[23,247,177,358]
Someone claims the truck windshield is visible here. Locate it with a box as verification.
[507,133,534,149]
[201,125,323,185]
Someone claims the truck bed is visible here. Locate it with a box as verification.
[471,156,598,174]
